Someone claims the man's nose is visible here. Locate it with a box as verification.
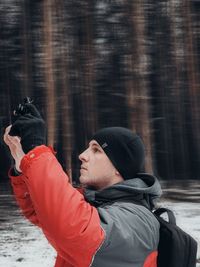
[79,149,89,162]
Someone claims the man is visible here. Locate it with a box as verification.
[4,103,162,267]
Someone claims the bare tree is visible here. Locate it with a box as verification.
[125,1,154,173]
[42,0,56,147]
[183,0,200,178]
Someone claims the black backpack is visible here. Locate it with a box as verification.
[153,208,198,267]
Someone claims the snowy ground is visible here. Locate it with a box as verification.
[0,193,56,267]
[0,182,200,267]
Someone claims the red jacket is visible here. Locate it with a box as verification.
[10,145,105,267]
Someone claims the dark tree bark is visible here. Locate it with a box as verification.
[125,0,154,173]
[42,0,56,146]
[183,0,200,179]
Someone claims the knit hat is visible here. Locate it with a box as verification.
[92,127,145,180]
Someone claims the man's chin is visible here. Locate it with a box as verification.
[79,175,87,185]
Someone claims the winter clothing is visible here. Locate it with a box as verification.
[93,127,145,179]
[9,104,46,153]
[85,175,161,267]
[10,145,161,267]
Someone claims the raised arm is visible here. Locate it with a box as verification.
[20,145,105,267]
[4,101,105,267]
[4,125,40,226]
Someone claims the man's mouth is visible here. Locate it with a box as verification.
[81,165,87,170]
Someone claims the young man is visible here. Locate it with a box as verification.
[4,103,162,267]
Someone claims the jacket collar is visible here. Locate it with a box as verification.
[84,173,162,209]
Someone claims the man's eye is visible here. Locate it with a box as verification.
[93,148,100,153]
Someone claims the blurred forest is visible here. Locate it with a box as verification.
[0,0,200,182]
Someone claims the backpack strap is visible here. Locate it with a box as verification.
[154,207,176,225]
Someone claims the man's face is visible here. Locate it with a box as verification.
[79,140,118,190]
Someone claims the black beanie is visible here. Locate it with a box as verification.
[92,127,145,180]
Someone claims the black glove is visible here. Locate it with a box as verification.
[9,103,46,153]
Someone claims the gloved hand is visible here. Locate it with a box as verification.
[9,103,46,153]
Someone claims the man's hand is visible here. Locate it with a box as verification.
[9,103,46,153]
[4,125,25,172]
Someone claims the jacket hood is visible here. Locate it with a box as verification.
[84,173,162,210]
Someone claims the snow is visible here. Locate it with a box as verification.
[0,224,56,267]
[0,192,199,266]
[0,195,56,267]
